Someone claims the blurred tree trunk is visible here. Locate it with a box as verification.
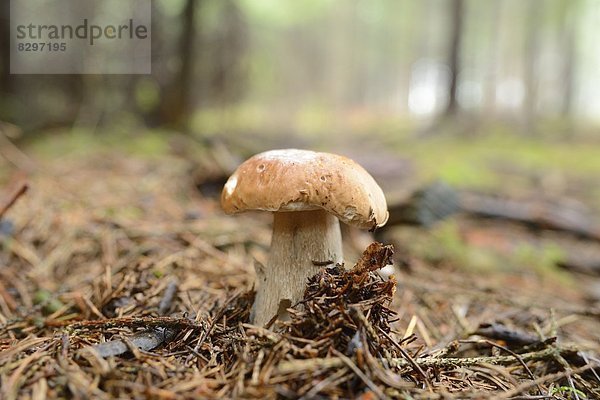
[483,1,501,116]
[523,0,540,135]
[560,29,575,118]
[444,0,464,117]
[0,0,13,116]
[560,0,577,118]
[206,0,247,106]
[158,0,198,130]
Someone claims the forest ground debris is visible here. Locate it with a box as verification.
[1,155,599,399]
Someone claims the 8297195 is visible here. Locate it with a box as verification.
[17,42,67,52]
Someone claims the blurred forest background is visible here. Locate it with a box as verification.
[1,0,599,136]
[1,0,600,206]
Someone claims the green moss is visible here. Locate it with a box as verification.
[190,105,269,137]
[403,221,498,273]
[26,128,173,160]
[399,220,575,286]
[550,385,587,399]
[33,289,65,315]
[387,132,600,208]
[153,269,164,278]
[513,243,573,285]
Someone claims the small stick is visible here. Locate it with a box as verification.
[459,339,543,394]
[331,349,386,400]
[63,316,199,331]
[377,326,432,390]
[312,260,334,266]
[474,323,541,347]
[0,181,28,218]
[185,291,241,364]
[276,346,582,373]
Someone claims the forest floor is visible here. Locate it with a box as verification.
[1,131,600,399]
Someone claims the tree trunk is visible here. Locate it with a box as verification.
[482,1,502,116]
[523,0,540,135]
[206,0,247,106]
[158,0,197,129]
[0,0,13,110]
[560,0,577,118]
[444,0,464,117]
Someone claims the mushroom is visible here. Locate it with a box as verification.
[221,149,388,326]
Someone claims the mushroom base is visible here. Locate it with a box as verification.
[252,210,343,327]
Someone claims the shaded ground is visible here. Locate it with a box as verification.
[1,142,600,399]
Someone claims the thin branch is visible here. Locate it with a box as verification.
[0,181,28,218]
[331,349,386,400]
[377,326,432,389]
[276,346,582,374]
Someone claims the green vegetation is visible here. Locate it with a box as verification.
[26,128,174,160]
[33,289,65,316]
[403,133,600,191]
[393,219,574,285]
[23,123,600,209]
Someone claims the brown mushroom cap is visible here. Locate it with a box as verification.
[221,149,389,230]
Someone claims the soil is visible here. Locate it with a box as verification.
[1,152,599,399]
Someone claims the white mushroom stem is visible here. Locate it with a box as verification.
[252,209,343,326]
